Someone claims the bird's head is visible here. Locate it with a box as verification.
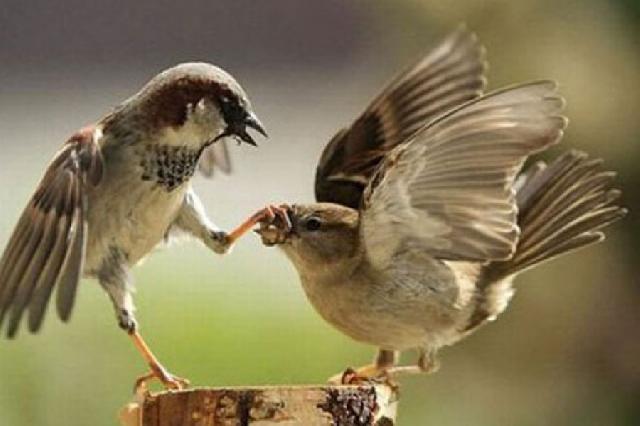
[256,203,361,272]
[126,62,266,148]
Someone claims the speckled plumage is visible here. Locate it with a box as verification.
[138,144,204,191]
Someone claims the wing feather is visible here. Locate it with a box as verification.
[27,204,72,332]
[198,140,232,177]
[361,82,567,267]
[0,211,45,327]
[0,128,103,336]
[315,26,488,208]
[56,179,87,322]
[7,173,69,337]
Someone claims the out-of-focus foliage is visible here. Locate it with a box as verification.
[0,1,637,424]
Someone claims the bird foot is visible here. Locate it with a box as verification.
[328,365,398,389]
[134,364,190,394]
[256,204,292,231]
[228,204,291,245]
[255,204,293,246]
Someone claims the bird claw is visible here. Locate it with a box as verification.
[328,366,398,390]
[227,204,292,246]
[257,204,292,230]
[133,365,190,394]
[255,204,292,245]
[341,367,377,385]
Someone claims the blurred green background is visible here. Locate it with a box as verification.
[0,1,638,425]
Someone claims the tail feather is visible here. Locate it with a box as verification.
[490,150,626,279]
[465,150,625,332]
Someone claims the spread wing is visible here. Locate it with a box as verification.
[198,140,232,177]
[0,128,103,337]
[360,81,567,268]
[315,26,487,208]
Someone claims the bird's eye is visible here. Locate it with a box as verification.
[305,217,322,232]
[219,97,232,114]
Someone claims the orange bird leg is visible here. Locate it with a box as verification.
[226,204,291,245]
[130,331,189,392]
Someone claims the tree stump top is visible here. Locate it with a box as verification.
[120,385,398,426]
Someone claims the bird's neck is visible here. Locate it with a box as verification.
[287,247,364,286]
[154,120,215,150]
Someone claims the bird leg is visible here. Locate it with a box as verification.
[226,204,291,245]
[99,264,188,392]
[386,349,440,376]
[130,330,190,392]
[105,284,188,392]
[173,192,291,253]
[329,349,439,386]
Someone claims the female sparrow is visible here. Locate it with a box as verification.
[256,29,626,383]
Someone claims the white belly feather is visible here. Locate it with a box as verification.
[83,148,187,276]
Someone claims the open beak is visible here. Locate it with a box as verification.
[245,111,267,138]
[215,111,267,147]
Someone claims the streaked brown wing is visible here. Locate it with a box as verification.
[198,140,232,177]
[0,127,103,337]
[315,26,487,208]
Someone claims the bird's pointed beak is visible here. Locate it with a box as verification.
[245,111,267,138]
[214,110,267,147]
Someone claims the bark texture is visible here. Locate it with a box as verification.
[119,385,398,426]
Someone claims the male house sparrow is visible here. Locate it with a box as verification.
[256,29,626,382]
[0,62,277,389]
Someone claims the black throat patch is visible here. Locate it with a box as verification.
[139,144,203,191]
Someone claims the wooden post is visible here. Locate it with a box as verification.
[119,385,398,426]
